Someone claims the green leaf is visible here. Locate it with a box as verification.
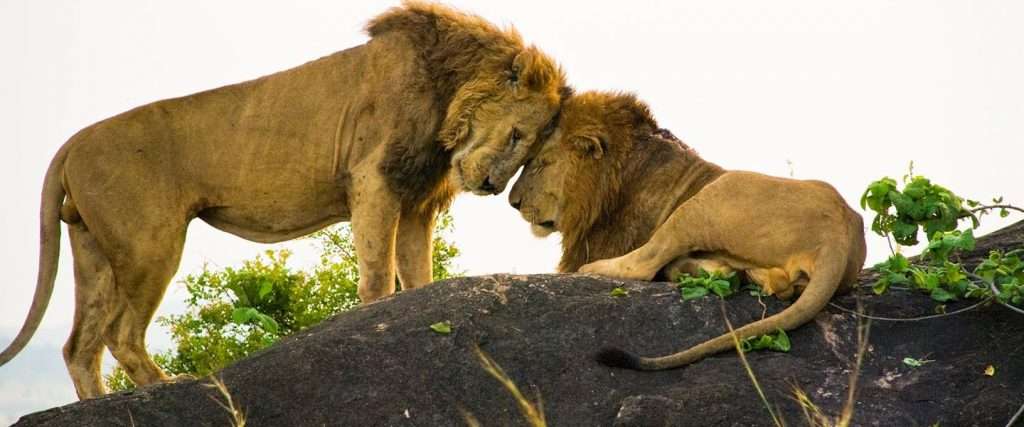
[258,280,273,300]
[930,288,956,302]
[609,287,628,297]
[741,329,791,353]
[769,329,791,352]
[892,221,919,246]
[870,214,897,237]
[902,357,932,368]
[890,253,910,271]
[872,280,890,295]
[677,269,743,300]
[429,321,452,335]
[231,307,258,324]
[744,284,769,297]
[959,229,976,250]
[709,279,734,298]
[861,177,898,212]
[681,286,709,301]
[253,312,280,334]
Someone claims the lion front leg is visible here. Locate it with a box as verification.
[580,199,710,281]
[396,210,435,290]
[579,256,658,281]
[350,178,401,303]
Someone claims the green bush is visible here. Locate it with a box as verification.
[105,212,461,391]
[862,171,1023,307]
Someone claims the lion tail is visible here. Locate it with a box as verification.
[0,143,70,366]
[596,246,849,371]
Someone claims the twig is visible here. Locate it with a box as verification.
[885,235,897,257]
[1007,398,1024,427]
[963,272,1024,316]
[970,204,1024,215]
[960,204,1023,227]
[828,298,991,322]
[756,292,768,320]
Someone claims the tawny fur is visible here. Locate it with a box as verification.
[509,91,866,371]
[0,1,566,399]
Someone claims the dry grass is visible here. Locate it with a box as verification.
[463,345,547,427]
[205,375,246,427]
[792,302,870,427]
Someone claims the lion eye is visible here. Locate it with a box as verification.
[509,128,522,147]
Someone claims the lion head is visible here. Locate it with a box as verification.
[368,2,568,196]
[508,91,659,240]
[445,48,570,196]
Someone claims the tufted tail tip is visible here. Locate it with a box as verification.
[595,348,643,370]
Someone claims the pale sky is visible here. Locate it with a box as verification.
[2,1,1023,423]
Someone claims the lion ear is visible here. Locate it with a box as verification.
[559,85,575,100]
[570,135,605,160]
[509,49,531,85]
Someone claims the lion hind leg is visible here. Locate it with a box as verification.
[102,224,186,387]
[746,267,796,300]
[661,257,735,282]
[64,223,116,399]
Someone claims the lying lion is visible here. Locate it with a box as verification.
[0,1,567,399]
[509,91,866,370]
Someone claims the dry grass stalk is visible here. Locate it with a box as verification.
[205,375,246,427]
[465,345,547,427]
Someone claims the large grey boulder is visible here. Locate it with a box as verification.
[16,222,1024,426]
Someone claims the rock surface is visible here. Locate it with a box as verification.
[16,222,1024,426]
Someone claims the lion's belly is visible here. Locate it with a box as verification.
[197,188,350,244]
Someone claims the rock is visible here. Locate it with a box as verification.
[15,222,1024,426]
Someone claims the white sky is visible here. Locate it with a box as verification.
[1,1,1022,423]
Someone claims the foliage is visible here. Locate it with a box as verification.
[609,287,628,297]
[975,249,1024,306]
[429,321,453,335]
[860,175,973,246]
[105,212,462,391]
[740,329,791,353]
[901,357,933,368]
[862,170,1023,308]
[678,269,742,300]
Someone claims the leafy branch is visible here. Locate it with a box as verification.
[861,171,1023,311]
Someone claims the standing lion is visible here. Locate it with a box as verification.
[509,91,865,371]
[0,1,567,399]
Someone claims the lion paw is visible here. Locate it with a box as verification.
[580,259,652,281]
[167,374,196,384]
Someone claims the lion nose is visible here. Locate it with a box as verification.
[480,176,497,194]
